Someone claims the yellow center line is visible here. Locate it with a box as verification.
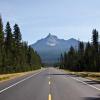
[48,73,51,100]
[48,94,52,100]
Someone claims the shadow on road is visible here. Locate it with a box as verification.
[83,94,100,100]
[83,80,100,85]
[47,73,78,77]
[83,97,100,100]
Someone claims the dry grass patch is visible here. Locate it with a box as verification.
[0,71,36,83]
[64,70,100,81]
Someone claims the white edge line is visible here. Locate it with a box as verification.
[61,69,100,91]
[70,77,100,91]
[0,70,43,93]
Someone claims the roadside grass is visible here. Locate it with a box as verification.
[0,70,39,83]
[63,70,100,81]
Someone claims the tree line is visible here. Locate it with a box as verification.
[0,15,42,74]
[60,29,100,72]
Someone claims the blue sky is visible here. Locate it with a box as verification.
[0,0,100,44]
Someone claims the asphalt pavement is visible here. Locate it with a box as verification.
[0,68,100,100]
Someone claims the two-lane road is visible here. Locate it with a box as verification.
[0,68,100,100]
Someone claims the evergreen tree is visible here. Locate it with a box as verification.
[0,15,4,71]
[13,24,22,45]
[59,54,64,69]
[4,22,13,70]
[78,42,85,71]
[63,52,68,69]
[0,15,4,46]
[0,16,42,74]
[13,24,22,68]
[92,29,99,71]
[92,29,99,52]
[67,46,76,70]
[60,29,100,72]
[84,42,92,71]
[5,22,13,49]
[78,42,84,54]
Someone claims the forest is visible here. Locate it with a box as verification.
[0,16,42,74]
[60,29,100,72]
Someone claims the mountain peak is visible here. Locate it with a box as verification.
[68,38,78,41]
[46,33,58,39]
[45,33,58,46]
[48,33,52,37]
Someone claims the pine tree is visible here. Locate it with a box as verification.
[0,15,4,46]
[0,15,4,71]
[13,24,22,68]
[84,42,93,71]
[0,16,42,73]
[13,24,22,45]
[5,22,13,69]
[5,22,13,49]
[63,52,68,69]
[59,54,64,69]
[92,29,99,52]
[27,46,33,67]
[92,29,99,71]
[78,42,84,54]
[78,42,85,71]
[67,46,76,70]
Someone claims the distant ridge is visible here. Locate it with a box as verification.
[31,34,80,65]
